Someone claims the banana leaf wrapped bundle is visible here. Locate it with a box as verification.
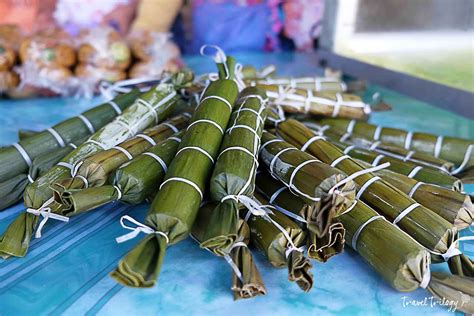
[52,132,184,217]
[0,90,140,183]
[247,194,313,292]
[255,84,371,120]
[52,114,189,196]
[256,171,345,262]
[240,64,276,80]
[0,81,181,259]
[318,118,474,177]
[111,54,239,287]
[192,202,266,300]
[259,131,356,217]
[276,119,473,276]
[248,77,348,92]
[340,199,474,314]
[356,160,473,230]
[333,140,462,190]
[305,121,455,173]
[200,87,268,254]
[0,136,88,211]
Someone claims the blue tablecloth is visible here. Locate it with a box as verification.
[0,52,472,316]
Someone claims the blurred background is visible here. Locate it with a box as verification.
[0,0,472,96]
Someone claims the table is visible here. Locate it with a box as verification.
[0,52,472,316]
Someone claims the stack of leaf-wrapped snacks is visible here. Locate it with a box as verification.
[111,54,239,287]
[193,202,266,299]
[256,84,371,120]
[276,119,473,276]
[0,74,187,258]
[318,118,474,179]
[53,132,184,217]
[0,56,472,313]
[304,121,456,173]
[256,171,345,262]
[201,86,268,254]
[249,193,314,292]
[52,114,190,193]
[355,160,473,229]
[0,91,140,183]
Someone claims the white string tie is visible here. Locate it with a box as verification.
[135,134,156,146]
[176,146,214,164]
[187,119,224,135]
[26,197,69,238]
[434,136,444,158]
[259,138,284,154]
[162,122,179,133]
[143,152,168,172]
[404,131,414,149]
[200,45,229,79]
[199,95,233,112]
[393,203,421,225]
[116,215,169,244]
[330,163,390,195]
[372,154,386,166]
[452,144,473,175]
[114,185,123,200]
[160,177,203,199]
[300,135,326,152]
[77,115,95,133]
[373,126,383,141]
[408,182,425,197]
[351,215,384,250]
[137,99,159,124]
[330,155,350,167]
[440,236,474,261]
[108,100,122,115]
[46,128,66,147]
[13,143,32,167]
[407,166,423,178]
[113,146,134,160]
[356,176,381,199]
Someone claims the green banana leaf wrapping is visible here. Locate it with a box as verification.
[355,160,473,230]
[339,199,474,314]
[52,114,189,198]
[241,64,276,80]
[192,202,266,300]
[0,90,140,183]
[18,129,39,140]
[248,194,313,292]
[111,56,239,288]
[276,119,473,276]
[306,222,345,263]
[53,132,184,217]
[0,83,180,259]
[305,121,455,173]
[0,136,88,210]
[255,171,345,261]
[255,170,328,237]
[331,139,463,191]
[248,76,348,93]
[255,84,371,120]
[318,118,474,177]
[201,87,268,254]
[259,132,356,217]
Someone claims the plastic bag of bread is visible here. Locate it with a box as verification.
[19,29,76,68]
[0,70,20,92]
[77,28,131,70]
[129,31,180,62]
[128,30,183,78]
[75,63,127,83]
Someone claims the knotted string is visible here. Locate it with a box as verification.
[115,215,169,244]
[26,197,69,238]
